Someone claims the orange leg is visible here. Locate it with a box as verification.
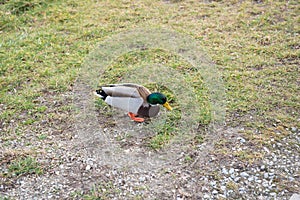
[128,112,145,123]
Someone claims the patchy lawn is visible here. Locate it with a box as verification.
[0,0,299,199]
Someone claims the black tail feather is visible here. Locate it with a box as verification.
[95,89,108,100]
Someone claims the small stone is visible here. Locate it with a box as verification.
[222,168,228,175]
[263,147,270,153]
[229,168,235,174]
[86,165,91,170]
[220,185,226,191]
[269,161,274,166]
[270,192,276,197]
[239,187,246,193]
[264,173,269,179]
[291,127,297,132]
[227,189,234,194]
[248,176,254,182]
[203,194,210,199]
[284,168,289,173]
[277,142,282,146]
[256,179,262,183]
[234,177,240,182]
[212,190,218,195]
[237,137,246,143]
[210,181,217,187]
[240,172,249,177]
[262,181,269,187]
[139,176,146,182]
[118,179,125,185]
[289,177,295,181]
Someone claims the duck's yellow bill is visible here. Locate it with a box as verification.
[163,102,172,111]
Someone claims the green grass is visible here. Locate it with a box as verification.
[6,156,43,177]
[71,182,121,200]
[1,0,299,198]
[0,197,12,200]
[1,0,298,130]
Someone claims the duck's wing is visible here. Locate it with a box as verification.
[121,83,151,101]
[102,83,151,100]
[104,83,151,100]
[101,84,141,98]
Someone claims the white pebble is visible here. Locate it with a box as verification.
[270,192,276,196]
[240,172,249,177]
[262,181,269,187]
[85,165,91,170]
[291,127,297,132]
[229,168,235,174]
[139,176,146,182]
[264,173,269,179]
[248,176,254,182]
[212,190,218,195]
[222,168,229,175]
[237,137,246,143]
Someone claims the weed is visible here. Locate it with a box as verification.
[6,156,43,177]
[226,181,238,191]
[72,182,121,200]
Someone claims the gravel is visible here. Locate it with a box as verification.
[1,91,299,200]
[195,128,300,199]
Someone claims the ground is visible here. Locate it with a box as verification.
[0,0,299,199]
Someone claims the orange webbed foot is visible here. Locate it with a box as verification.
[128,112,145,123]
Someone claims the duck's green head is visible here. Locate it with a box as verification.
[147,93,172,110]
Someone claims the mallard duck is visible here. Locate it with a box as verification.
[94,83,172,122]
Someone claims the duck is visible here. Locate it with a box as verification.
[94,83,172,122]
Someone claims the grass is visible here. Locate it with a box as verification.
[0,0,299,198]
[4,156,43,177]
[71,182,121,200]
[1,0,298,132]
